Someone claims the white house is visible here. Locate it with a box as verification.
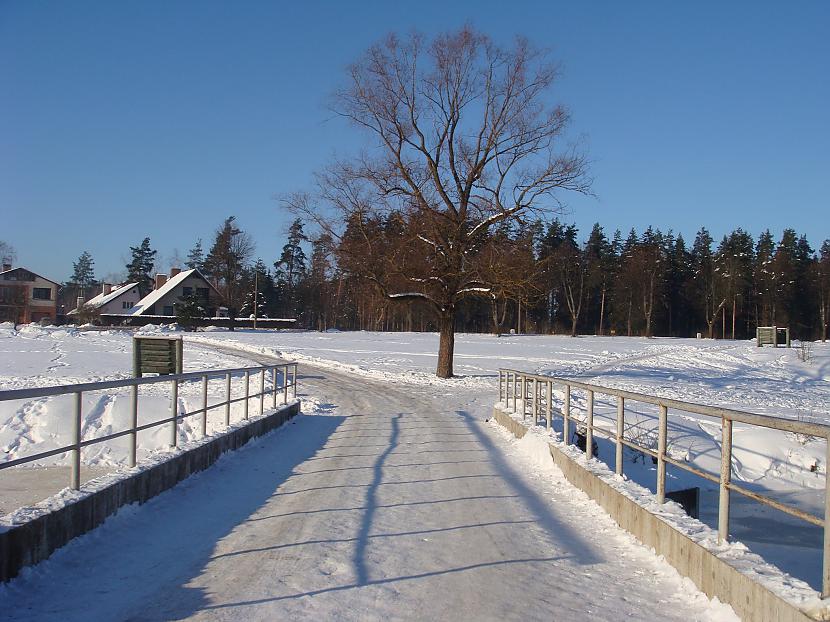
[70,282,141,315]
[130,268,220,317]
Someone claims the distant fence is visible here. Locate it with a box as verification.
[498,368,830,597]
[0,363,298,491]
[98,314,297,329]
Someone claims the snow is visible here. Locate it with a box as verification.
[0,355,739,621]
[2,324,829,612]
[0,324,272,468]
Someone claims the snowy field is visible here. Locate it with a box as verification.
[0,323,281,468]
[2,322,829,594]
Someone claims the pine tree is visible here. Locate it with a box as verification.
[274,219,308,319]
[204,217,254,324]
[175,291,205,331]
[71,251,96,296]
[126,238,157,297]
[186,239,205,271]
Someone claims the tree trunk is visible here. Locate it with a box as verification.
[731,296,737,340]
[517,298,522,334]
[437,308,456,378]
[598,286,606,336]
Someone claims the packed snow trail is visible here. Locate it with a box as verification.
[1,347,733,621]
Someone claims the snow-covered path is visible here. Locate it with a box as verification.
[1,348,733,621]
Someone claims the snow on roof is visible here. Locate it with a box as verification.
[73,283,139,313]
[131,269,214,316]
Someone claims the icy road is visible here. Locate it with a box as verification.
[1,347,734,621]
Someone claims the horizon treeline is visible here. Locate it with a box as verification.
[222,219,830,342]
[62,218,830,341]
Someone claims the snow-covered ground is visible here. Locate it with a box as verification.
[1,322,829,597]
[0,323,281,467]
[0,346,739,621]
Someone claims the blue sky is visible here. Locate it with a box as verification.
[1,1,828,281]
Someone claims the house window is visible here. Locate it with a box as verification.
[163,305,174,315]
[122,301,133,309]
[182,286,193,297]
[32,287,52,300]
[197,287,209,299]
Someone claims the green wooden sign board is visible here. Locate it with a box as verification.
[133,336,183,377]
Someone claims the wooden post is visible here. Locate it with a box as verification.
[175,337,183,374]
[132,337,141,377]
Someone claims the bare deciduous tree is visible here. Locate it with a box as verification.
[289,27,590,377]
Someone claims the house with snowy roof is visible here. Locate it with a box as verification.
[0,263,59,324]
[69,282,141,316]
[130,268,220,317]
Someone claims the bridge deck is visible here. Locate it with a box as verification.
[0,358,731,621]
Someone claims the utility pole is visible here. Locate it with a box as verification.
[253,269,258,330]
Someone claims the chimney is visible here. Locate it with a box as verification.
[170,267,181,278]
[155,274,167,290]
[2,263,10,272]
[76,296,84,309]
[102,283,112,295]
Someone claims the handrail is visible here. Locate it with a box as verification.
[497,367,830,597]
[0,362,299,487]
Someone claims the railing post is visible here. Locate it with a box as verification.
[512,373,518,413]
[170,378,178,448]
[499,371,504,404]
[532,378,539,425]
[225,372,232,426]
[520,376,527,420]
[823,435,830,598]
[586,390,594,460]
[129,385,138,467]
[615,396,624,476]
[71,391,82,490]
[563,384,570,445]
[283,365,288,404]
[718,417,733,542]
[201,375,208,437]
[272,367,278,409]
[259,368,265,416]
[657,404,667,502]
[546,380,552,432]
[292,363,297,398]
[243,370,250,420]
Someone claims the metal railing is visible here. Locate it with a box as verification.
[498,368,830,597]
[0,362,298,491]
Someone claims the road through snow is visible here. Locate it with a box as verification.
[1,346,734,621]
